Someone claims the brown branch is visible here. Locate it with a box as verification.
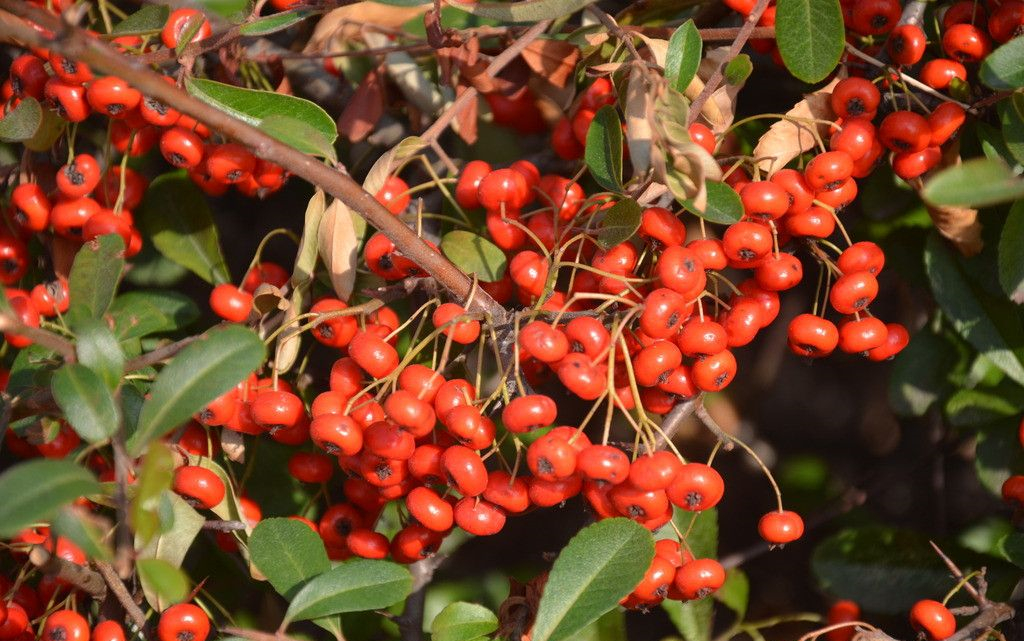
[419,19,551,144]
[396,556,446,641]
[0,3,505,322]
[201,519,247,531]
[687,0,771,126]
[28,545,107,598]
[123,334,204,372]
[653,395,700,449]
[222,627,310,641]
[0,313,76,362]
[929,541,986,606]
[94,561,149,636]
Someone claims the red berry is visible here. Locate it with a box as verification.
[157,604,210,641]
[757,510,804,545]
[909,600,957,641]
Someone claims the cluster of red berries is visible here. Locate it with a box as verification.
[0,526,209,641]
[825,597,960,641]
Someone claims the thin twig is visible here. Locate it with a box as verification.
[930,541,986,606]
[222,626,310,641]
[124,334,204,372]
[0,313,76,362]
[28,545,107,598]
[94,561,149,636]
[653,396,700,449]
[694,398,737,451]
[843,43,972,111]
[419,19,551,144]
[687,0,771,126]
[201,520,247,532]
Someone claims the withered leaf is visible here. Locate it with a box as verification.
[454,82,479,144]
[752,75,841,175]
[625,64,653,177]
[220,429,245,463]
[337,68,384,143]
[318,198,360,301]
[520,38,581,89]
[252,283,289,315]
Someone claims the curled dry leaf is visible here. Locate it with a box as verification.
[252,283,289,315]
[752,76,842,175]
[220,429,245,463]
[305,2,429,53]
[292,188,327,287]
[274,286,308,375]
[924,202,983,256]
[318,198,360,302]
[520,38,581,89]
[690,46,750,134]
[337,68,385,143]
[363,136,426,197]
[634,34,668,67]
[453,83,479,144]
[625,63,653,177]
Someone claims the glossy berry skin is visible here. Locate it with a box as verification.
[375,175,411,214]
[787,314,839,358]
[157,603,211,641]
[673,558,726,600]
[406,486,454,532]
[42,610,89,641]
[942,23,991,62]
[722,221,772,266]
[887,24,926,65]
[93,621,126,641]
[1000,474,1024,506]
[667,463,724,511]
[173,465,226,509]
[850,0,901,35]
[804,151,853,191]
[928,103,967,147]
[484,470,531,513]
[209,284,252,323]
[829,271,878,314]
[5,295,41,349]
[839,317,888,354]
[455,160,491,209]
[740,181,789,220]
[160,127,205,169]
[909,600,957,641]
[830,78,880,119]
[826,601,861,641]
[162,9,212,49]
[57,154,101,199]
[11,183,51,232]
[310,414,363,456]
[86,77,141,118]
[252,389,304,430]
[206,144,256,184]
[433,303,480,344]
[920,59,967,90]
[691,350,737,392]
[688,123,716,155]
[989,2,1024,42]
[454,497,506,536]
[0,235,28,286]
[348,330,400,378]
[442,445,488,497]
[757,510,804,545]
[879,111,931,154]
[838,242,885,275]
[309,298,357,348]
[577,444,631,485]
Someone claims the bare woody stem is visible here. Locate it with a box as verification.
[28,545,107,598]
[94,561,150,636]
[0,2,506,321]
[0,313,76,362]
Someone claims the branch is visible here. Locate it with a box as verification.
[0,3,505,321]
[94,561,149,636]
[0,313,76,362]
[929,541,986,606]
[653,395,699,449]
[201,519,247,531]
[396,556,446,641]
[222,627,310,641]
[687,0,771,126]
[123,334,204,372]
[28,545,107,598]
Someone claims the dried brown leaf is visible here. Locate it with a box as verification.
[634,34,668,67]
[220,429,245,463]
[520,39,580,89]
[625,63,653,177]
[337,68,384,143]
[306,2,429,52]
[363,136,426,196]
[318,199,360,301]
[252,283,289,315]
[926,203,984,256]
[454,82,479,144]
[752,76,841,175]
[274,287,307,375]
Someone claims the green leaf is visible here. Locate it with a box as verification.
[24,106,65,153]
[665,21,701,92]
[137,558,189,607]
[52,506,113,562]
[946,386,1024,427]
[68,234,125,322]
[238,9,317,36]
[440,231,507,281]
[431,602,499,641]
[51,364,120,443]
[136,172,230,285]
[284,559,413,621]
[250,518,331,599]
[812,526,952,614]
[888,329,960,417]
[185,78,337,158]
[922,157,1024,208]
[998,94,1024,165]
[125,242,189,288]
[109,291,199,340]
[999,200,1024,303]
[663,600,712,641]
[724,54,753,86]
[0,97,42,142]
[531,518,655,641]
[585,105,623,192]
[975,419,1024,496]
[112,5,170,34]
[136,493,204,611]
[196,0,248,18]
[980,36,1024,90]
[680,180,743,224]
[562,609,625,641]
[715,569,749,619]
[127,325,265,456]
[444,0,595,23]
[597,198,642,250]
[132,445,175,545]
[924,233,1024,388]
[0,459,100,538]
[775,0,845,83]
[998,532,1024,569]
[74,318,124,390]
